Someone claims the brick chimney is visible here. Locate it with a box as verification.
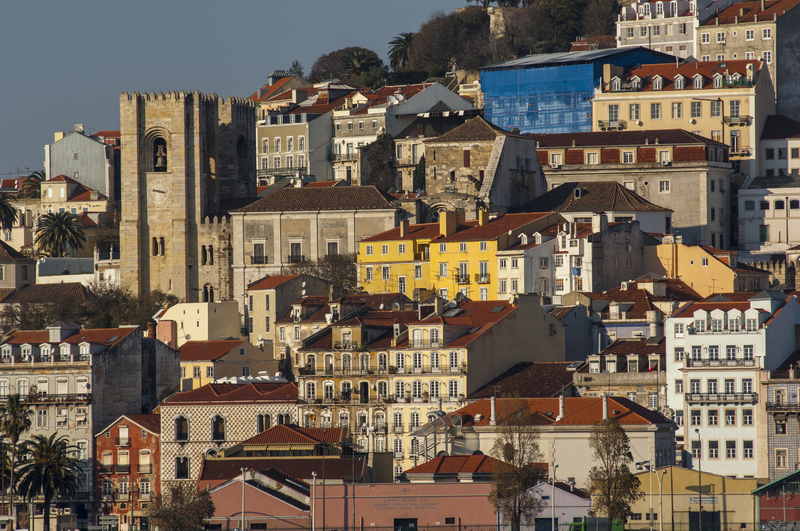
[399,219,410,237]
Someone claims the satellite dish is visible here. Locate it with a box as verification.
[184,334,191,341]
[258,334,263,341]
[302,289,306,296]
[473,80,480,85]
[386,95,396,105]
[508,229,513,236]
[661,407,675,420]
[508,295,516,304]
[448,300,457,309]
[380,303,385,310]
[395,94,405,102]
[302,281,306,287]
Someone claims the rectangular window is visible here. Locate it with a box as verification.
[414,265,422,279]
[746,29,754,40]
[725,440,736,459]
[710,101,721,118]
[608,104,619,122]
[763,28,772,39]
[623,151,634,163]
[691,410,701,426]
[672,102,682,119]
[691,101,702,119]
[708,409,718,426]
[659,181,670,193]
[365,266,373,281]
[366,245,373,256]
[629,104,639,121]
[701,32,710,44]
[716,32,725,43]
[651,103,661,119]
[586,152,598,164]
[463,149,471,168]
[743,409,753,425]
[763,51,772,64]
[743,440,753,458]
[675,380,683,393]
[382,244,389,255]
[398,243,406,254]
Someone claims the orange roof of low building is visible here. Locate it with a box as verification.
[247,275,301,291]
[179,340,245,361]
[361,222,441,242]
[703,0,800,25]
[610,60,762,92]
[432,213,551,243]
[164,381,298,405]
[3,326,136,348]
[453,396,667,427]
[241,425,345,445]
[403,455,501,475]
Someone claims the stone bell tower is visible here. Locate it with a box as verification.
[119,91,255,302]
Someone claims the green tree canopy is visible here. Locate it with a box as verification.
[16,434,81,531]
[21,171,46,199]
[0,193,19,232]
[389,32,416,70]
[286,253,359,295]
[0,393,32,520]
[588,417,644,530]
[288,59,304,78]
[35,212,87,258]
[310,47,383,82]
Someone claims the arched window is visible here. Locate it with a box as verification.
[412,380,422,400]
[211,415,225,441]
[203,285,209,303]
[341,382,352,401]
[201,246,207,266]
[283,414,291,424]
[412,329,422,347]
[410,412,420,429]
[158,238,165,256]
[208,286,214,303]
[378,353,387,370]
[208,245,214,265]
[396,380,405,399]
[306,354,316,369]
[306,382,316,400]
[325,354,333,373]
[393,411,403,430]
[175,416,189,441]
[395,352,405,371]
[694,76,703,89]
[430,329,440,345]
[360,353,369,371]
[675,76,684,90]
[713,76,723,89]
[153,138,168,173]
[324,382,334,399]
[448,380,459,399]
[339,412,348,427]
[175,456,189,479]
[378,381,387,398]
[410,438,419,456]
[653,77,662,91]
[237,138,249,182]
[342,354,351,371]
[431,352,440,371]
[449,351,459,371]
[413,352,423,371]
[394,438,403,457]
[430,380,440,398]
[152,238,158,256]
[611,78,621,91]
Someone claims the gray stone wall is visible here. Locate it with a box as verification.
[49,132,114,198]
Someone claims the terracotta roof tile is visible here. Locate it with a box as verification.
[241,425,345,445]
[469,362,575,399]
[671,300,765,318]
[516,181,671,213]
[597,337,665,359]
[233,186,398,213]
[179,340,244,361]
[3,326,137,349]
[610,60,762,93]
[361,223,441,242]
[433,213,551,243]
[529,129,725,147]
[454,396,668,426]
[403,455,501,475]
[0,282,93,304]
[248,76,295,103]
[90,130,120,138]
[122,414,161,435]
[703,0,800,25]
[165,381,298,404]
[0,241,28,261]
[247,275,301,291]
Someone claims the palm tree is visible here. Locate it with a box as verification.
[341,50,381,79]
[0,395,32,523]
[16,434,81,531]
[35,212,87,258]
[0,194,18,232]
[21,171,46,199]
[389,32,416,70]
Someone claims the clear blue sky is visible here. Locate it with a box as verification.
[0,0,467,177]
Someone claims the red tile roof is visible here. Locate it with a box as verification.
[179,340,245,361]
[403,455,501,475]
[3,326,137,348]
[0,240,28,261]
[570,35,616,52]
[303,181,339,188]
[233,186,398,213]
[761,115,800,140]
[529,129,725,148]
[518,181,671,214]
[703,0,800,25]
[469,362,575,399]
[122,414,161,435]
[700,292,761,302]
[671,300,762,318]
[248,76,295,103]
[241,425,345,445]
[164,381,298,405]
[425,116,529,143]
[247,275,300,291]
[432,213,551,243]
[609,60,762,92]
[454,396,668,427]
[361,222,441,242]
[334,310,419,328]
[597,337,666,359]
[90,131,120,138]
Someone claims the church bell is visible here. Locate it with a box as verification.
[155,145,166,169]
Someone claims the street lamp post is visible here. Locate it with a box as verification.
[240,467,248,531]
[655,468,668,531]
[311,472,317,531]
[695,429,702,531]
[322,430,327,531]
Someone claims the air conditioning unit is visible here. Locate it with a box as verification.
[550,163,560,170]
[661,160,670,166]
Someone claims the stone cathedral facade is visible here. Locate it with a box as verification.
[119,91,255,302]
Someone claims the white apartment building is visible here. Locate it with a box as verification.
[616,0,736,59]
[666,291,800,478]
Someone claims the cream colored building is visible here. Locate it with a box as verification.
[179,339,278,390]
[592,59,775,181]
[155,301,242,347]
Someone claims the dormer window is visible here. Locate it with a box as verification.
[713,75,723,89]
[656,2,664,15]
[79,344,90,361]
[631,77,641,90]
[40,345,51,363]
[653,77,663,91]
[693,76,703,89]
[301,113,307,123]
[611,78,621,92]
[59,344,71,362]
[1,346,11,363]
[21,346,31,362]
[675,76,684,90]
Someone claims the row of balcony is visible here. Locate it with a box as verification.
[256,166,307,177]
[298,365,465,376]
[684,392,758,404]
[767,402,800,412]
[102,491,151,502]
[686,328,760,335]
[684,358,757,368]
[98,464,153,475]
[23,393,92,404]
[300,394,463,406]
[598,119,628,131]
[329,153,358,162]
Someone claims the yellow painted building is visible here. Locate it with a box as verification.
[359,211,560,301]
[358,220,437,298]
[592,60,775,179]
[179,339,279,390]
[643,238,771,296]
